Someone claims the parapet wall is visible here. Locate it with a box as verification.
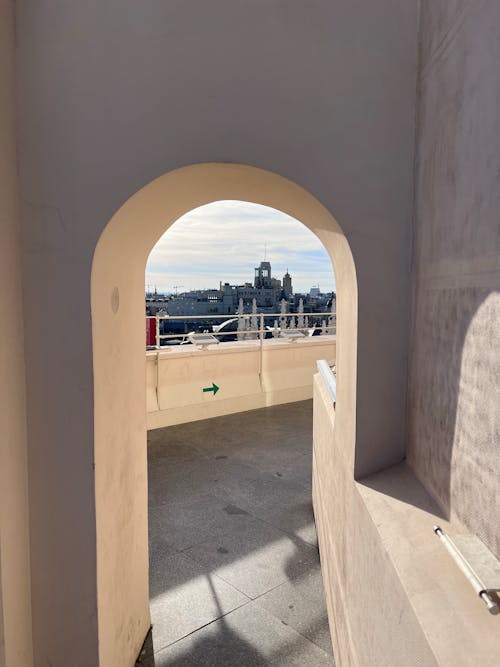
[313,373,500,667]
[147,337,335,429]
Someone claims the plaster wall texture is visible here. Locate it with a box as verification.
[15,2,419,664]
[146,337,336,428]
[312,376,439,667]
[408,1,500,558]
[91,163,353,667]
[0,3,33,666]
[313,374,500,667]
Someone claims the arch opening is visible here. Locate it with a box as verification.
[144,199,337,428]
[91,163,357,665]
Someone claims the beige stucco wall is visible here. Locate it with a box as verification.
[0,2,33,665]
[408,1,500,559]
[313,375,436,667]
[15,2,418,663]
[313,373,500,667]
[92,163,354,667]
[147,337,336,429]
[6,3,498,665]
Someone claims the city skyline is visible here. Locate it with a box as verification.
[145,200,336,294]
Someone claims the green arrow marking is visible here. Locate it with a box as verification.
[202,382,219,396]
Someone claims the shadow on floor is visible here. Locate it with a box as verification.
[137,400,334,666]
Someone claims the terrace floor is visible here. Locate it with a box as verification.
[136,400,334,666]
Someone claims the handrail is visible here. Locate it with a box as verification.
[152,326,334,342]
[152,311,335,320]
[317,359,336,404]
[433,526,500,615]
[147,311,336,347]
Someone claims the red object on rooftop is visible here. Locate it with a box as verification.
[146,317,156,347]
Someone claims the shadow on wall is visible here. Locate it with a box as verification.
[407,289,500,558]
[405,1,500,560]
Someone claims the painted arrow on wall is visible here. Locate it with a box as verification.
[202,382,219,395]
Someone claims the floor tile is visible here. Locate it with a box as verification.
[256,498,318,547]
[138,401,334,666]
[149,490,255,554]
[183,516,318,599]
[209,463,312,517]
[254,568,333,655]
[154,603,333,666]
[150,552,249,652]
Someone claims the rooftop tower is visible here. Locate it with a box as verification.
[282,270,293,298]
[254,260,272,288]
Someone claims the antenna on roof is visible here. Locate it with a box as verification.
[264,242,267,261]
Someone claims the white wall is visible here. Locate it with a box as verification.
[16,2,419,663]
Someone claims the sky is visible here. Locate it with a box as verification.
[145,200,336,294]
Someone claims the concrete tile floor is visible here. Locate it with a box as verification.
[136,400,334,666]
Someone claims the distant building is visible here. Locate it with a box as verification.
[145,289,170,316]
[282,270,293,298]
[310,285,320,298]
[145,260,335,322]
[162,260,285,317]
[254,261,272,288]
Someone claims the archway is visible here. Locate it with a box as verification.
[91,163,357,665]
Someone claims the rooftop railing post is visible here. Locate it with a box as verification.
[149,312,335,345]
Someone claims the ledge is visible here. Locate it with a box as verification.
[146,337,336,429]
[146,335,336,361]
[357,463,500,666]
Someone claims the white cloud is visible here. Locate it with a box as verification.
[145,201,336,293]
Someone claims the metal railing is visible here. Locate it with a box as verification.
[146,311,336,349]
[434,526,500,615]
[317,359,337,407]
[147,312,336,403]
